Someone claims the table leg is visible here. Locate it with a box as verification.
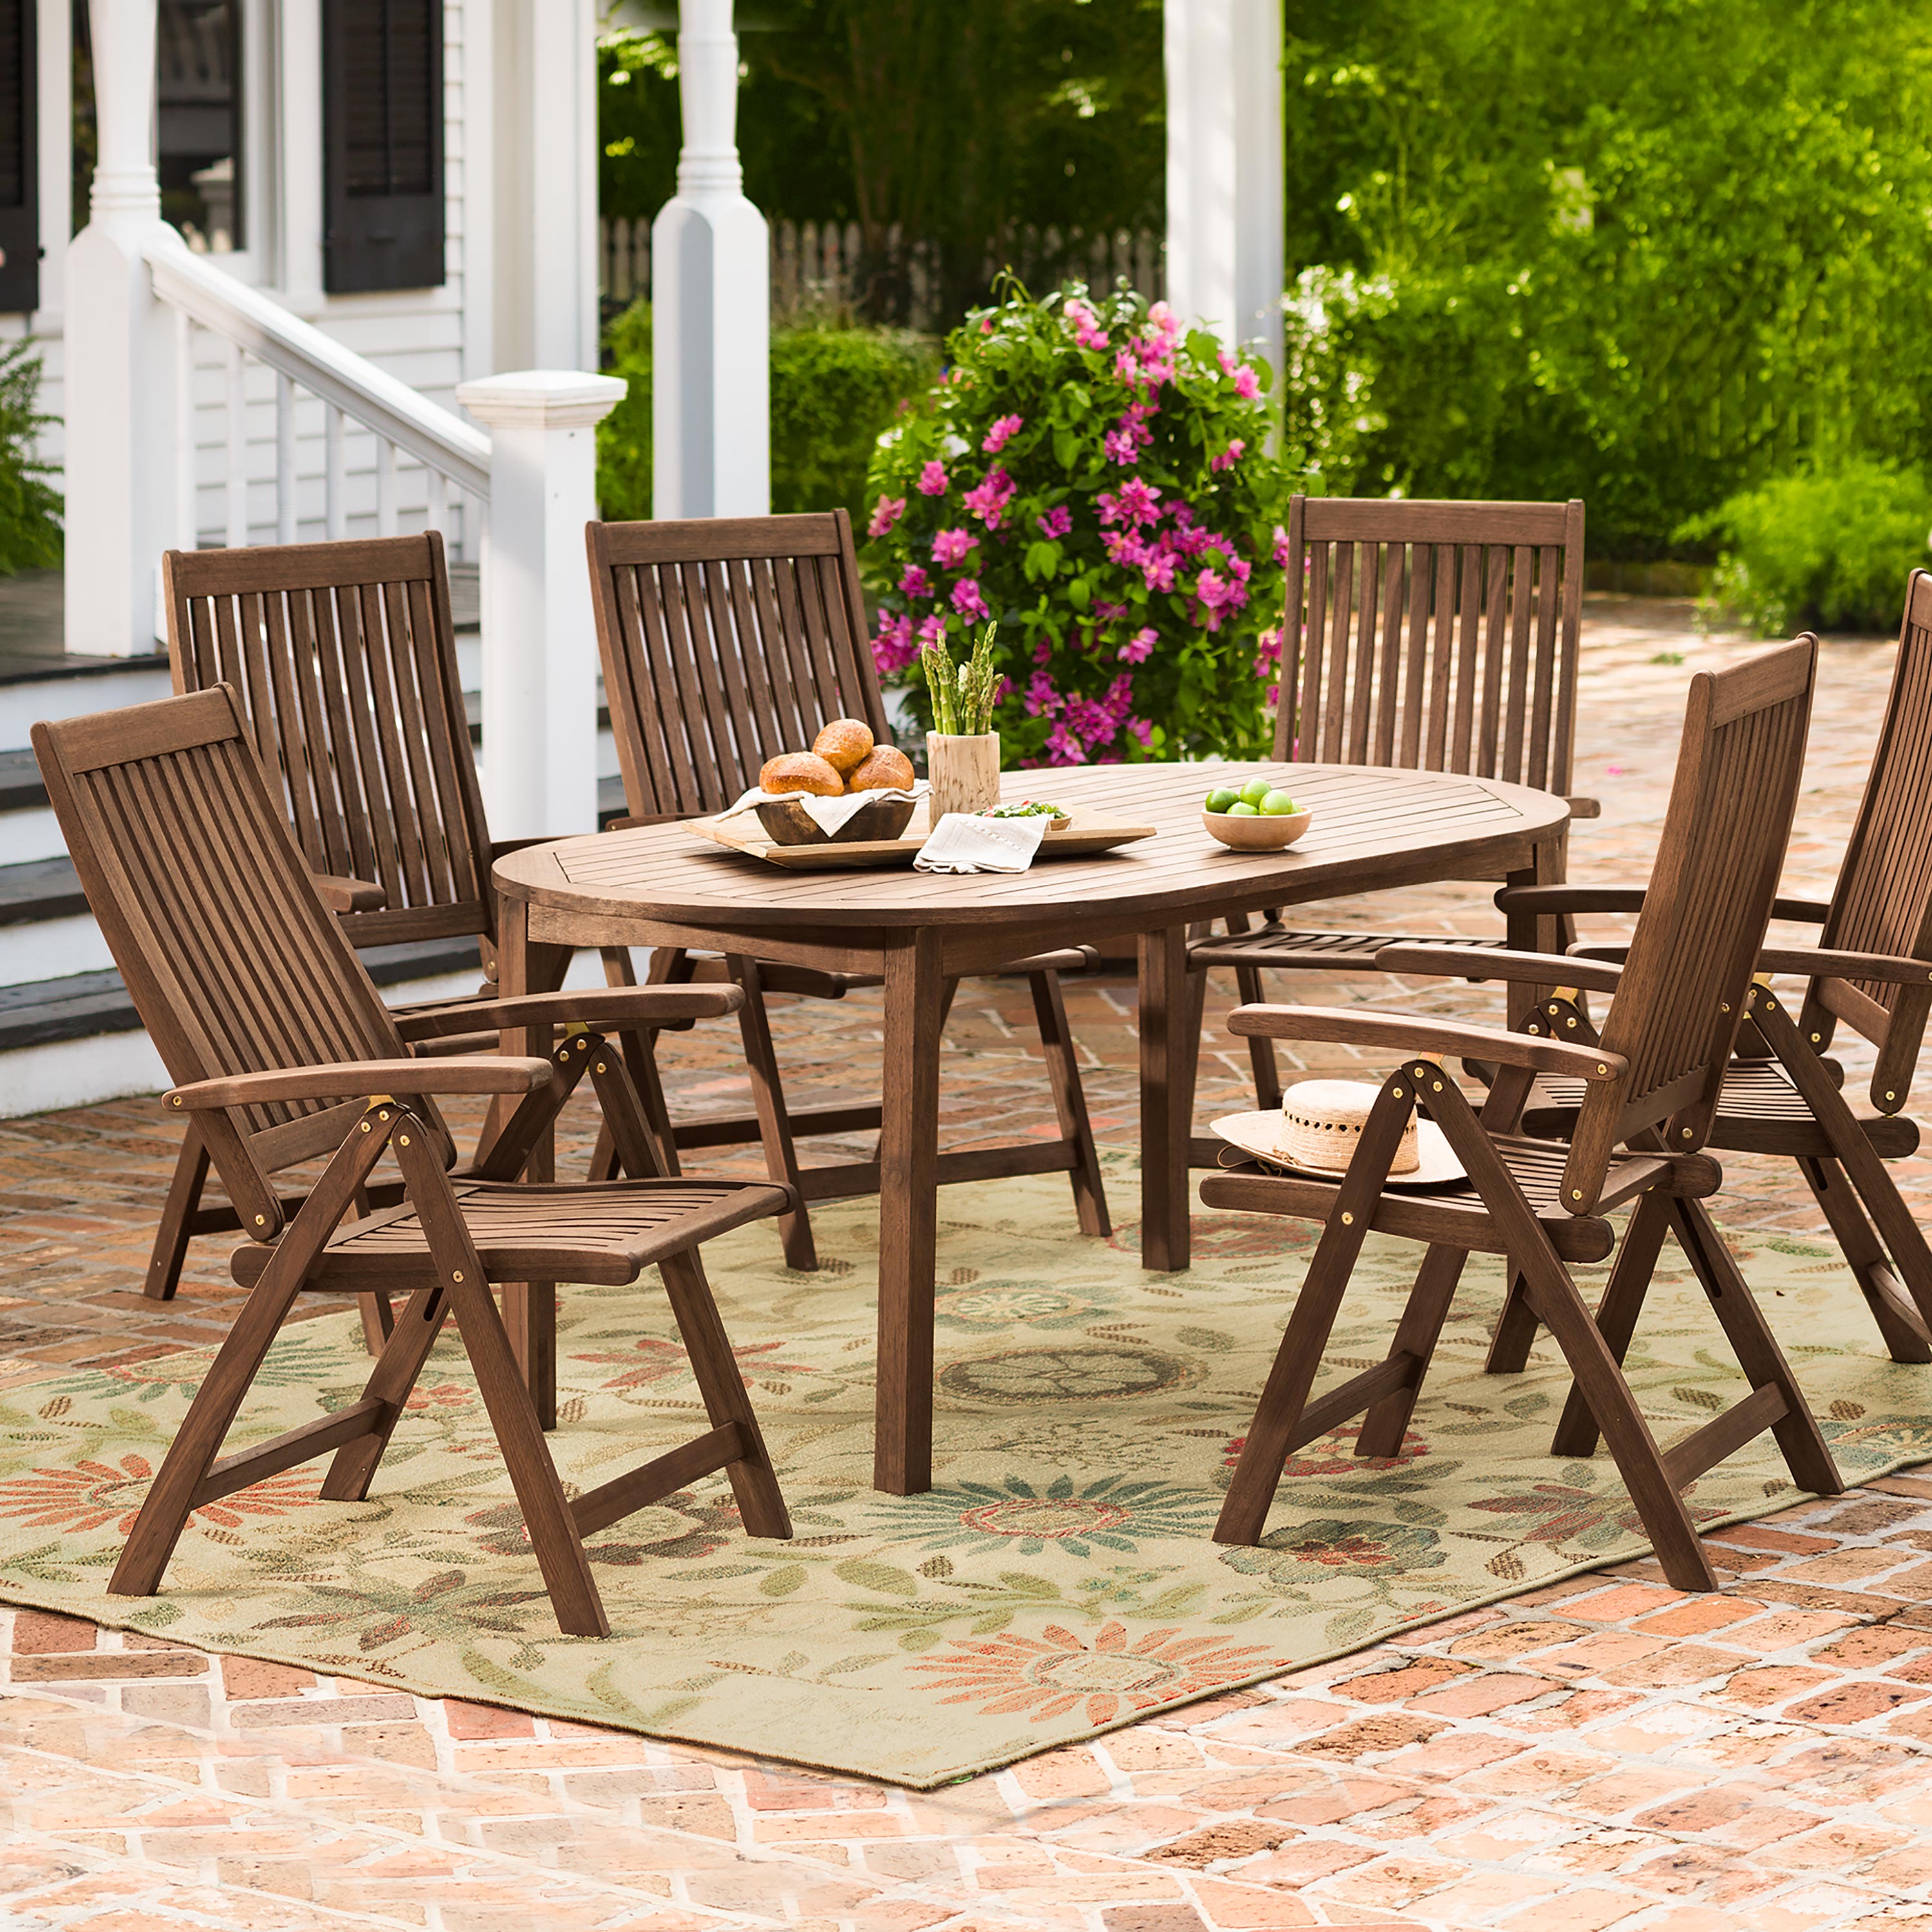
[494,898,571,1429]
[1504,828,1569,1028]
[1139,924,1191,1273]
[874,928,944,1495]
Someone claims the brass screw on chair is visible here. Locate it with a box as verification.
[399,1135,411,1148]
[1340,1212,1354,1226]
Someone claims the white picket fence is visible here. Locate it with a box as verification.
[600,216,1164,330]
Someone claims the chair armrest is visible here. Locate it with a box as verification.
[315,874,386,914]
[1376,943,1625,995]
[1758,946,1932,987]
[1226,1004,1627,1081]
[1770,897,1832,924]
[1564,795,1602,820]
[166,1057,555,1112]
[394,985,744,1041]
[1493,884,1647,915]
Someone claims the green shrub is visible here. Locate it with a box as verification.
[0,339,61,573]
[594,301,938,524]
[862,280,1291,765]
[596,299,654,524]
[1689,462,1931,636]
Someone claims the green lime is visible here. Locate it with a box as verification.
[1260,790,1299,816]
[1238,778,1272,808]
[1226,800,1261,817]
[1205,787,1240,813]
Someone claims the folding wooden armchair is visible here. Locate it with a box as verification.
[1202,641,1842,1592]
[33,687,791,1639]
[1188,496,1593,1117]
[152,535,658,1336]
[585,509,1109,1270]
[1464,569,1932,1367]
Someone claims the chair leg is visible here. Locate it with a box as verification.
[111,1105,394,1599]
[1233,962,1282,1109]
[145,1131,212,1302]
[1551,1191,1674,1458]
[355,1288,396,1355]
[1484,1274,1541,1374]
[1665,1196,1844,1498]
[388,1126,609,1638]
[1358,1245,1468,1457]
[728,956,818,1272]
[1799,1155,1932,1363]
[1027,969,1110,1237]
[656,1248,791,1539]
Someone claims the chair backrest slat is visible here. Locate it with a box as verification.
[588,510,891,820]
[33,688,428,1235]
[1567,639,1818,1193]
[165,535,493,948]
[1280,497,1585,797]
[1802,570,1932,1099]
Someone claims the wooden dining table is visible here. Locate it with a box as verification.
[490,759,1571,1495]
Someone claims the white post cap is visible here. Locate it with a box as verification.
[457,369,627,430]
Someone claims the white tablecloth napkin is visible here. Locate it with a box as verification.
[913,811,1050,874]
[717,781,927,837]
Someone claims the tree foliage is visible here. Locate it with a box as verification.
[0,341,61,574]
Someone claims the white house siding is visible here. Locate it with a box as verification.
[6,0,482,560]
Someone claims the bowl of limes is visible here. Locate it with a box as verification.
[1202,777,1312,850]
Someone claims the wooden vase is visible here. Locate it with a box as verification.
[927,731,1001,820]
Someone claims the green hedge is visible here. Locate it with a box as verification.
[596,303,939,524]
[0,340,61,573]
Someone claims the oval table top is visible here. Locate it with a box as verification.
[492,761,1570,933]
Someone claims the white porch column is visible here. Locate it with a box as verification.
[652,0,770,518]
[1164,0,1284,379]
[64,0,189,656]
[455,370,626,840]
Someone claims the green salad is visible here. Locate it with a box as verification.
[979,800,1065,819]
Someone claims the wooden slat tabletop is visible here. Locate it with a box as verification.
[493,762,1569,931]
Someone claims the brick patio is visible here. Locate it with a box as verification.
[5,598,1932,1932]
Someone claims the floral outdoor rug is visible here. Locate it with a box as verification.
[1,1157,1929,1786]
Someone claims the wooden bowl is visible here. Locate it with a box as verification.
[756,795,916,846]
[1202,807,1312,851]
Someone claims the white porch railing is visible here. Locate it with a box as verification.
[147,245,491,556]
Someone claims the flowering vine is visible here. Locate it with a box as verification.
[862,279,1290,764]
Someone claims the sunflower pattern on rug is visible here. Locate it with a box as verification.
[1,1160,1929,1786]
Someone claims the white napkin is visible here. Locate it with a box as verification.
[914,811,1050,874]
[718,780,927,837]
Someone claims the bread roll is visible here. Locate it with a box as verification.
[813,718,875,773]
[759,751,845,798]
[846,744,916,793]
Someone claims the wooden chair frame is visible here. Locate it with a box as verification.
[585,509,1109,1270]
[154,534,665,1336]
[34,687,793,1638]
[1188,495,1591,1119]
[1201,641,1842,1592]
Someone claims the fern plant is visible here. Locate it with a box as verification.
[0,339,61,573]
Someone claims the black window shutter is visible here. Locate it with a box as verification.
[0,0,38,315]
[322,0,444,293]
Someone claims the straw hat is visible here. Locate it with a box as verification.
[1212,1077,1467,1189]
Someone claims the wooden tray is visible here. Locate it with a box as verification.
[685,807,1157,870]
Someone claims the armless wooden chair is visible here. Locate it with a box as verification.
[1454,568,1932,1367]
[151,534,661,1334]
[1188,496,1592,1118]
[585,509,1109,1271]
[1202,641,1841,1593]
[33,686,791,1640]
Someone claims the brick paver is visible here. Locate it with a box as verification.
[4,597,1932,1931]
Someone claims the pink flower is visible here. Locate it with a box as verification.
[917,612,950,647]
[1032,637,1052,665]
[1148,300,1179,339]
[981,413,1024,455]
[1218,350,1262,401]
[963,466,1017,528]
[1064,696,1117,748]
[1045,721,1085,764]
[1127,717,1154,749]
[916,460,949,496]
[867,495,906,539]
[932,527,976,567]
[1098,478,1161,528]
[951,576,990,621]
[1093,601,1129,623]
[1104,427,1140,464]
[1210,439,1247,473]
[1272,524,1292,567]
[1104,529,1150,569]
[1036,506,1072,540]
[871,611,917,675]
[1141,549,1177,594]
[1119,627,1157,664]
[1063,296,1110,350]
[899,564,932,600]
[1195,567,1238,631]
[1025,668,1062,717]
[1252,627,1283,677]
[980,316,995,333]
